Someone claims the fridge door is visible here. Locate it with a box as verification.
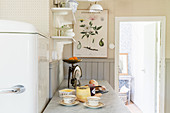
[0,33,38,113]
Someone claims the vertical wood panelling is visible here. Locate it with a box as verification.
[86,62,92,80]
[104,62,110,82]
[64,63,69,79]
[109,62,114,88]
[56,63,59,89]
[92,62,98,79]
[80,63,86,80]
[49,61,59,98]
[64,63,67,79]
[63,59,115,88]
[98,63,104,80]
[78,63,82,79]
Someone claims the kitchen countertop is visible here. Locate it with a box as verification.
[44,80,131,113]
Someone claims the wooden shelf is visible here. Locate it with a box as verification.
[51,36,76,44]
[51,8,76,26]
[51,8,72,14]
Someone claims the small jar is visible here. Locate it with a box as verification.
[60,30,65,36]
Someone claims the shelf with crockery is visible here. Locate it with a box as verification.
[51,8,76,27]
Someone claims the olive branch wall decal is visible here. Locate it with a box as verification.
[80,21,102,43]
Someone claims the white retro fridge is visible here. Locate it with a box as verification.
[0,20,49,113]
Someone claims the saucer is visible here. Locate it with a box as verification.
[59,100,79,106]
[83,102,105,109]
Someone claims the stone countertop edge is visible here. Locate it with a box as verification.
[43,80,131,113]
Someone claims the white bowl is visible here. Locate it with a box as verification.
[65,29,75,37]
[66,29,73,32]
[59,89,76,97]
[89,4,103,12]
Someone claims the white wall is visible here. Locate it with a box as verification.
[0,0,50,36]
[166,60,170,113]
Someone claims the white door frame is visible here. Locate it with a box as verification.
[115,16,166,113]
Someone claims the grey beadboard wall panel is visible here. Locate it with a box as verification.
[79,63,86,80]
[98,62,104,80]
[86,62,92,80]
[109,62,115,88]
[92,62,98,79]
[49,60,59,99]
[166,58,170,113]
[63,59,115,88]
[64,62,70,79]
[104,62,110,83]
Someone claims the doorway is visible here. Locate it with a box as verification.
[115,17,166,113]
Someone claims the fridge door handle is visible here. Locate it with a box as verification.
[0,85,25,94]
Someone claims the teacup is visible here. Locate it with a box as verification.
[87,96,100,106]
[62,95,76,104]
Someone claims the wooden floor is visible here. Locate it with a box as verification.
[126,102,143,113]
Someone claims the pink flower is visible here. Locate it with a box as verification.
[89,15,97,21]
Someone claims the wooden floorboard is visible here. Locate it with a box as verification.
[126,101,143,113]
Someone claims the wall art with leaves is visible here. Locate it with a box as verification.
[73,10,108,58]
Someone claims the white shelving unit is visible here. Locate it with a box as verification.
[51,7,76,43]
[50,7,77,78]
[51,36,76,44]
[51,8,76,28]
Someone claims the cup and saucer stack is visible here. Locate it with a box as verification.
[59,95,79,106]
[83,96,105,109]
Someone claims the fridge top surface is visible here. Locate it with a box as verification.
[0,20,37,33]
